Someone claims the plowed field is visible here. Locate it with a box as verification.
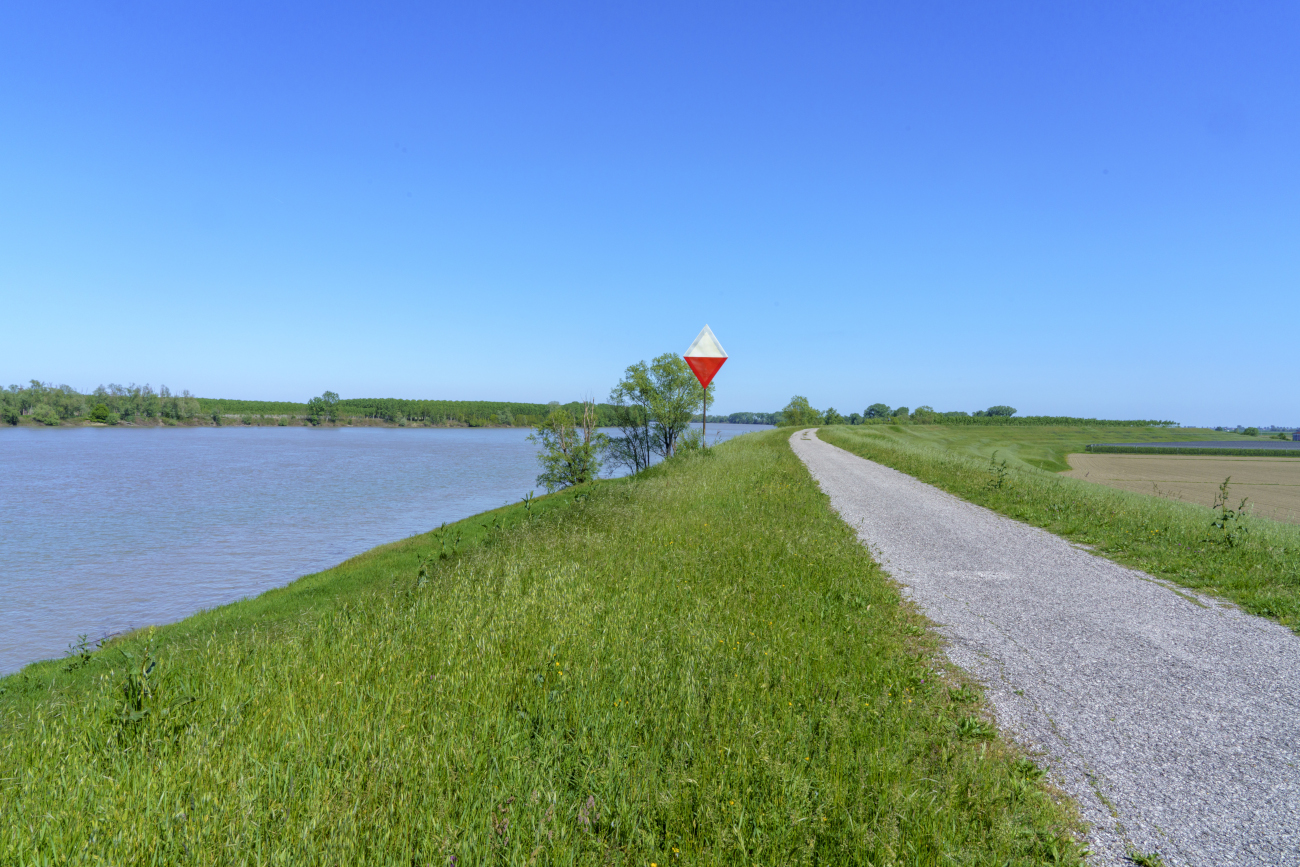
[1064,453,1300,525]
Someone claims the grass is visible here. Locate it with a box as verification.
[824,423,1254,474]
[817,426,1300,632]
[1086,445,1300,457]
[0,431,1084,865]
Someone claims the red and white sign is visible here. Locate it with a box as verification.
[684,324,728,388]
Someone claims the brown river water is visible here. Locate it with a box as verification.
[0,424,766,674]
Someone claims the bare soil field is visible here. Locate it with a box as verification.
[1065,453,1300,525]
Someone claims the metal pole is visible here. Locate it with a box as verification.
[703,385,707,443]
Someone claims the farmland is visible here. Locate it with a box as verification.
[1065,453,1300,525]
[817,425,1300,632]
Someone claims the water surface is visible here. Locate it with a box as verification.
[0,423,766,674]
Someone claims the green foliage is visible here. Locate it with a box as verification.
[780,395,821,427]
[865,402,892,419]
[0,431,1084,865]
[607,361,657,473]
[1243,427,1260,436]
[30,404,60,426]
[89,403,111,422]
[976,406,1017,418]
[823,407,844,425]
[528,402,608,492]
[645,353,709,457]
[892,406,910,420]
[306,391,340,425]
[819,426,1300,632]
[1210,478,1249,548]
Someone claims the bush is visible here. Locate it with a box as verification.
[31,404,60,426]
[89,404,111,422]
[1244,427,1259,436]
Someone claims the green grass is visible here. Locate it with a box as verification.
[817,426,1300,632]
[0,431,1083,866]
[1085,445,1300,457]
[823,423,1254,473]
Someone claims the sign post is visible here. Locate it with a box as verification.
[684,325,728,443]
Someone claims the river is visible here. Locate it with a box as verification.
[0,423,768,674]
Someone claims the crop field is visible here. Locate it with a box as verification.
[817,425,1300,632]
[1065,454,1300,525]
[832,423,1241,473]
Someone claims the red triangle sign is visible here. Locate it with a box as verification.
[684,325,728,388]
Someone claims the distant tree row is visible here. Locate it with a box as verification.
[773,396,1172,428]
[1,381,202,426]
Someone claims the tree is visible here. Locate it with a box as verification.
[607,361,656,473]
[984,405,1017,417]
[646,353,709,458]
[823,407,844,425]
[848,412,862,425]
[306,390,341,425]
[529,401,608,491]
[892,406,909,420]
[865,403,891,419]
[780,395,820,427]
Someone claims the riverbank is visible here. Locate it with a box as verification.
[0,429,1083,865]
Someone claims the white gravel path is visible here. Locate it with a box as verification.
[791,429,1300,867]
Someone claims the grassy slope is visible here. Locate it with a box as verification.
[0,431,1083,866]
[818,426,1300,632]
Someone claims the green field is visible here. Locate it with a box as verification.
[0,431,1083,865]
[827,423,1259,473]
[817,425,1300,632]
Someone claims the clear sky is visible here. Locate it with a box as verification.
[2,2,1296,426]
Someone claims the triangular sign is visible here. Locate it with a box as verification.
[684,324,728,388]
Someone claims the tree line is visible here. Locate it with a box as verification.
[776,396,1173,428]
[2,381,202,426]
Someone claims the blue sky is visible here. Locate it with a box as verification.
[2,3,1296,425]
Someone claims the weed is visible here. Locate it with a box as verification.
[1210,477,1249,548]
[987,451,1010,490]
[957,715,996,739]
[1127,847,1167,866]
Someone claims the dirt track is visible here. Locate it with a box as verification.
[1064,453,1300,525]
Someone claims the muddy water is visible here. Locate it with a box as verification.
[0,423,766,674]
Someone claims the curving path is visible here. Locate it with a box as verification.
[791,429,1300,867]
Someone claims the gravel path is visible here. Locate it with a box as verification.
[791,429,1300,867]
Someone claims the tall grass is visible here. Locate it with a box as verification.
[818,427,1300,632]
[0,431,1082,865]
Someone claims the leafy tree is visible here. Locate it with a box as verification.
[529,401,608,491]
[847,412,862,425]
[823,407,844,425]
[306,391,341,425]
[645,353,709,458]
[983,405,1017,417]
[1244,427,1259,436]
[89,404,112,422]
[865,403,891,419]
[892,406,910,419]
[607,361,656,473]
[780,395,821,427]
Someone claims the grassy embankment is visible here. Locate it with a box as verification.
[817,425,1300,632]
[1,431,1083,865]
